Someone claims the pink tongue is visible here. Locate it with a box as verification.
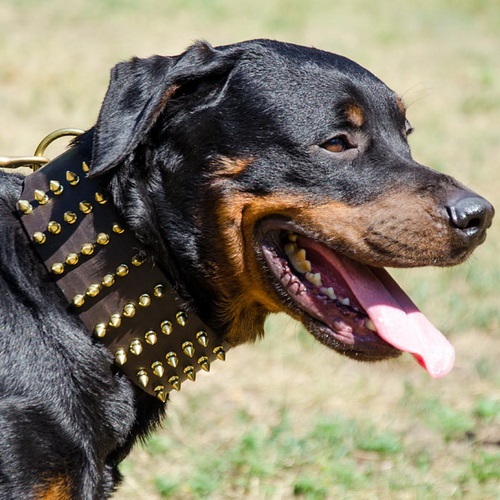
[330,254,455,378]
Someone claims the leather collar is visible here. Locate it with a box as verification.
[16,147,228,402]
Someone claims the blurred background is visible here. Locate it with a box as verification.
[1,1,498,498]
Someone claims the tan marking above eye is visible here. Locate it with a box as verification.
[345,103,365,128]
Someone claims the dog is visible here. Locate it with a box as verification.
[0,39,494,498]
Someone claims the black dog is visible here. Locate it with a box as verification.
[0,40,494,498]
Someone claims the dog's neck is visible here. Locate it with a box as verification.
[15,146,228,401]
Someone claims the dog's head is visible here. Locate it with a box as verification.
[86,40,494,377]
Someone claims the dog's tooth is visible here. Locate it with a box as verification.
[290,249,312,274]
[319,287,337,300]
[306,272,322,287]
[284,242,298,257]
[365,319,377,332]
[341,297,350,306]
[287,232,298,242]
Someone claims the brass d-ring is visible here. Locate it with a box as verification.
[33,128,84,170]
[0,128,84,171]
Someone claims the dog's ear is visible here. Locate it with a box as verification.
[89,42,240,176]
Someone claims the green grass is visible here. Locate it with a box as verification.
[1,0,499,498]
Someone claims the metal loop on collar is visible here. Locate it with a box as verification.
[0,128,84,171]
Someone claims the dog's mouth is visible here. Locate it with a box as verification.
[258,220,455,378]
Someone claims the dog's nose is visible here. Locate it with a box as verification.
[446,194,494,238]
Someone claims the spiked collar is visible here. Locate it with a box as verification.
[16,146,228,402]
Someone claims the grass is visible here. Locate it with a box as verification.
[1,0,499,498]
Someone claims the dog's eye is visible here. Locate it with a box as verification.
[322,136,350,153]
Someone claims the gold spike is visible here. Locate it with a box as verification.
[138,294,151,307]
[196,331,209,347]
[161,320,173,335]
[131,254,145,267]
[66,171,79,185]
[182,341,195,358]
[153,284,165,298]
[176,311,187,327]
[184,366,196,382]
[151,361,165,378]
[17,200,33,214]
[33,232,46,245]
[66,253,79,266]
[115,349,127,366]
[94,192,107,204]
[130,339,143,355]
[154,385,167,403]
[34,189,49,205]
[137,370,149,388]
[86,283,101,298]
[96,233,110,245]
[51,262,65,275]
[63,211,77,224]
[72,294,85,307]
[82,161,91,174]
[168,375,181,392]
[112,223,124,234]
[213,346,226,361]
[109,314,122,328]
[116,264,129,277]
[47,221,62,235]
[79,201,93,214]
[123,303,136,318]
[165,351,178,368]
[49,180,64,195]
[101,274,115,288]
[198,356,210,372]
[94,323,107,338]
[81,243,95,256]
[102,274,115,287]
[145,330,157,345]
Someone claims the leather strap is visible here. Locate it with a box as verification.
[16,147,228,401]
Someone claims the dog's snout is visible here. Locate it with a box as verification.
[446,194,494,238]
